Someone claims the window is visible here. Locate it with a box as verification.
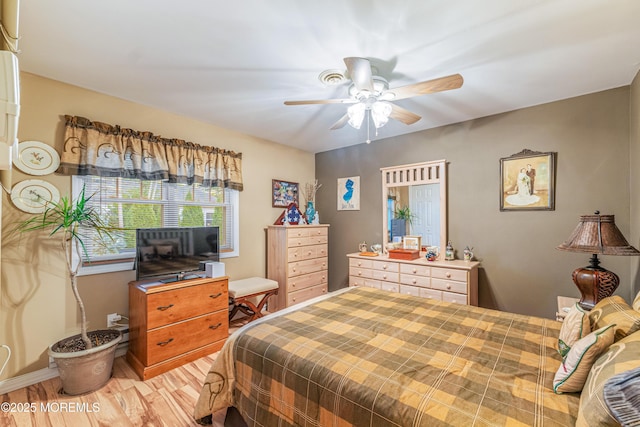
[72,175,239,276]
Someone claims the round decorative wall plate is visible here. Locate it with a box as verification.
[13,140,61,176]
[10,179,61,213]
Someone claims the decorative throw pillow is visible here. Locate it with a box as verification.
[603,366,640,426]
[155,244,174,258]
[576,331,640,427]
[558,303,590,357]
[589,295,640,342]
[138,245,156,262]
[147,238,182,257]
[553,325,615,394]
[633,290,640,312]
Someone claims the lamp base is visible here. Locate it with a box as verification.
[571,255,619,310]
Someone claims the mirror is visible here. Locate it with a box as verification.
[381,160,447,252]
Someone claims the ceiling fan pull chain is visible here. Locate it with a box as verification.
[366,110,372,144]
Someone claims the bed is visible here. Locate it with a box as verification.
[193,286,635,426]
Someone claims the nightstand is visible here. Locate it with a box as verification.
[556,296,580,321]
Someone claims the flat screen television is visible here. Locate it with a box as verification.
[135,226,219,282]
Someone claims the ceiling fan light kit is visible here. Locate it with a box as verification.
[285,57,463,143]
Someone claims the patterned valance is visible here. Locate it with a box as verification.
[58,115,243,191]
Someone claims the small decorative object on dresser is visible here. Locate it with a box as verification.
[445,240,455,260]
[463,246,474,261]
[388,248,420,261]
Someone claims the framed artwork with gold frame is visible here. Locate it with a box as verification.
[500,149,556,211]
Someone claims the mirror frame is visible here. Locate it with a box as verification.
[381,160,447,252]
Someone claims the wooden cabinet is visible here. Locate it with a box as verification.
[348,253,479,306]
[126,276,229,380]
[267,225,329,310]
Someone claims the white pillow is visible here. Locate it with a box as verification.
[558,303,591,357]
[553,325,615,394]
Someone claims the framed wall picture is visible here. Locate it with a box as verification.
[337,176,360,211]
[500,149,556,211]
[403,235,421,251]
[272,179,299,207]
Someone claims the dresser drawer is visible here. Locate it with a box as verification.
[400,263,431,276]
[400,274,430,287]
[145,310,228,365]
[288,270,327,292]
[288,234,328,247]
[442,291,467,305]
[146,281,228,329]
[420,288,442,301]
[288,257,328,277]
[371,260,399,273]
[349,276,366,287]
[400,284,421,297]
[431,278,468,295]
[350,266,373,279]
[308,227,328,237]
[371,269,399,283]
[364,279,382,289]
[288,284,327,306]
[288,228,310,239]
[288,244,327,261]
[349,258,373,269]
[431,268,467,282]
[380,282,399,293]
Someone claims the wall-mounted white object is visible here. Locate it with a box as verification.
[13,141,60,175]
[0,51,20,171]
[10,179,60,213]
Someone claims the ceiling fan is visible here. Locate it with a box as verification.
[284,57,463,133]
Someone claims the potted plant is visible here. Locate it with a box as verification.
[391,205,414,239]
[14,186,122,395]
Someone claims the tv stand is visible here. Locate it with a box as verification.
[126,276,229,380]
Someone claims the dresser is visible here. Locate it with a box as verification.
[267,225,329,310]
[347,253,479,306]
[126,276,229,380]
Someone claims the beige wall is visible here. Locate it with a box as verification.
[316,87,632,318]
[631,70,640,301]
[0,72,315,379]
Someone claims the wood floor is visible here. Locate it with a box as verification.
[0,318,253,427]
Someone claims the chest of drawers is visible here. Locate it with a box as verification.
[348,253,479,306]
[267,225,329,310]
[126,276,229,380]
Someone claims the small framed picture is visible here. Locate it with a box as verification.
[337,176,360,211]
[403,236,421,251]
[272,179,299,208]
[500,149,556,211]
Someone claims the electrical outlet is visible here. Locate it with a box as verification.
[107,313,122,328]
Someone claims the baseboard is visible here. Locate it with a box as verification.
[0,345,128,395]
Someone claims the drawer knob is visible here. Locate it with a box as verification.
[383,265,388,270]
[446,272,451,278]
[157,338,174,347]
[383,275,387,280]
[292,298,296,302]
[209,322,223,330]
[412,268,417,274]
[157,304,174,311]
[412,279,417,284]
[209,292,222,299]
[446,284,451,290]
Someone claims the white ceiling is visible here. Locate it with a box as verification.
[16,0,640,153]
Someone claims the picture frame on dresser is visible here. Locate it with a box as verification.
[272,179,299,207]
[500,149,556,211]
[403,236,421,251]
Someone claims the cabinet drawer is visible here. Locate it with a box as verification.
[308,227,328,237]
[288,244,327,261]
[420,288,442,301]
[442,291,467,305]
[349,258,373,269]
[400,274,430,287]
[431,278,468,295]
[431,268,467,282]
[288,284,327,306]
[289,270,327,292]
[364,279,382,289]
[288,257,328,277]
[146,310,228,365]
[288,228,310,239]
[400,263,431,276]
[380,282,399,293]
[349,276,366,287]
[350,266,373,279]
[288,235,328,247]
[400,284,421,297]
[146,281,228,329]
[371,260,399,273]
[371,269,399,283]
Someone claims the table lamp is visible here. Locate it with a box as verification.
[557,211,640,310]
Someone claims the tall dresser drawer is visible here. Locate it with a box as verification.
[288,245,327,261]
[288,284,327,306]
[146,281,228,329]
[288,257,328,277]
[288,270,327,292]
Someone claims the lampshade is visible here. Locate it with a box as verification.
[556,214,640,256]
[371,101,392,128]
[347,103,365,129]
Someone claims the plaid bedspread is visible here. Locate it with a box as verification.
[194,287,579,426]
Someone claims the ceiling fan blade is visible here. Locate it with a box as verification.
[384,73,463,101]
[344,57,374,92]
[284,98,356,106]
[389,104,421,125]
[330,113,350,130]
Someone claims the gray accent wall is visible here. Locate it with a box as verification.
[316,87,632,318]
